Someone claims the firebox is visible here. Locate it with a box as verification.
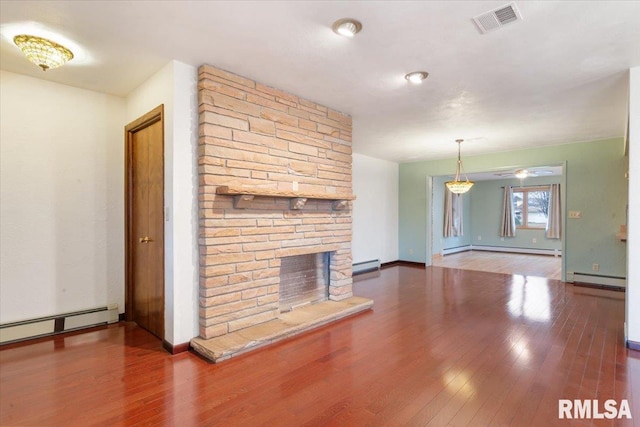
[279,252,329,312]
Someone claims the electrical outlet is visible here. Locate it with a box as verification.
[293,181,299,191]
[568,211,582,219]
[501,237,505,241]
[532,238,537,244]
[477,235,482,241]
[408,248,414,255]
[592,263,600,272]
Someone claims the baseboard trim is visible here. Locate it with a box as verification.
[163,340,190,355]
[380,260,399,269]
[382,260,426,269]
[627,340,640,351]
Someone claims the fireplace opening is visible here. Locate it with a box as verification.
[279,252,329,312]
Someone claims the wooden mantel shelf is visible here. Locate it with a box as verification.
[216,186,356,210]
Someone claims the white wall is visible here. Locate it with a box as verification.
[126,60,198,346]
[0,71,125,323]
[170,62,199,346]
[352,153,399,264]
[627,66,639,345]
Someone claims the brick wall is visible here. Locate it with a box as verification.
[198,64,354,339]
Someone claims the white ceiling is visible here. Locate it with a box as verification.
[462,165,563,182]
[1,1,639,163]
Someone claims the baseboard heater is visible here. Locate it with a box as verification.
[442,245,472,255]
[567,272,626,289]
[353,259,381,274]
[0,304,119,345]
[442,245,561,257]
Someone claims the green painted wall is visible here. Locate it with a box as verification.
[469,176,562,251]
[432,176,471,255]
[399,138,628,279]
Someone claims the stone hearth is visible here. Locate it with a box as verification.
[191,296,372,363]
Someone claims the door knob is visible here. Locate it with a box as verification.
[139,236,153,243]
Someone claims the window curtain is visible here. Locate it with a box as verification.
[444,187,463,237]
[500,186,516,237]
[546,183,561,239]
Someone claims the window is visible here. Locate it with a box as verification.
[513,186,550,228]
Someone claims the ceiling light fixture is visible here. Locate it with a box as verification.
[332,18,363,37]
[13,34,74,71]
[445,139,474,194]
[515,169,529,179]
[405,71,429,84]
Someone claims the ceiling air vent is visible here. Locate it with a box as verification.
[473,2,522,34]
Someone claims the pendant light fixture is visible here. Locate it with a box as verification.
[445,139,474,194]
[13,34,74,71]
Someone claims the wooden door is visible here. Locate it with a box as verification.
[125,106,164,339]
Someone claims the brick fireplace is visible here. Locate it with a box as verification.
[197,64,361,342]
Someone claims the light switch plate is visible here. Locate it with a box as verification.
[568,210,582,219]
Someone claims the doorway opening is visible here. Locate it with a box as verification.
[428,164,566,281]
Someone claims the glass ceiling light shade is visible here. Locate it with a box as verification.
[13,34,74,71]
[515,169,529,179]
[332,18,363,37]
[445,139,474,194]
[405,71,429,84]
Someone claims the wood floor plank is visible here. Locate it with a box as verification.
[432,250,562,280]
[1,265,637,426]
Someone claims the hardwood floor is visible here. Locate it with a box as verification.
[1,266,638,426]
[431,251,563,280]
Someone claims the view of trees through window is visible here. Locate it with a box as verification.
[513,186,550,228]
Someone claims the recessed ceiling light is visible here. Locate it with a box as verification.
[405,71,429,84]
[332,18,363,37]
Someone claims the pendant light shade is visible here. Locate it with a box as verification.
[445,139,474,194]
[13,34,74,71]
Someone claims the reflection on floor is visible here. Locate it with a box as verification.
[1,266,637,426]
[431,250,562,280]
